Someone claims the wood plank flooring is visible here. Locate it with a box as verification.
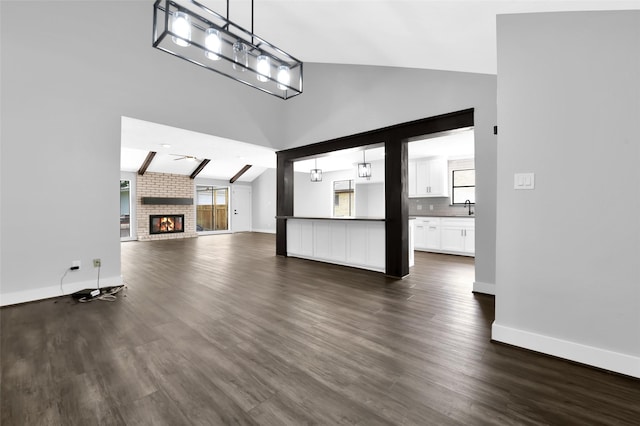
[2,232,639,425]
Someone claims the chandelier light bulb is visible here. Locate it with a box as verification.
[256,55,271,82]
[204,28,221,60]
[277,65,290,90]
[233,41,248,71]
[171,11,191,47]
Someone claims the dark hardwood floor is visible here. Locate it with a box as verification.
[2,233,639,425]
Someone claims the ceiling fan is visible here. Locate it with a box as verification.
[170,154,200,162]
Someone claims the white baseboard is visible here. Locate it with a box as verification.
[252,228,276,234]
[473,281,495,295]
[0,275,124,307]
[492,322,640,378]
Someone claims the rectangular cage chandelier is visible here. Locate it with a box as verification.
[153,0,303,100]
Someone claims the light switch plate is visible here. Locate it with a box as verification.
[514,173,535,190]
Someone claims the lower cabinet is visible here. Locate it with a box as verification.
[414,217,475,257]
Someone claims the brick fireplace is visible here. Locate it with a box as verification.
[137,173,198,241]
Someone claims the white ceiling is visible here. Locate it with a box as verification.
[120,117,276,182]
[200,0,640,75]
[122,1,639,181]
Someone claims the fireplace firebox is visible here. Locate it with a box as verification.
[150,214,184,234]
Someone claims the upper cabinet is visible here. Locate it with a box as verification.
[408,157,448,198]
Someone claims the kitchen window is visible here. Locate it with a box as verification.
[333,180,355,217]
[452,169,475,204]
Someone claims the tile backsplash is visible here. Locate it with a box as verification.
[409,197,470,216]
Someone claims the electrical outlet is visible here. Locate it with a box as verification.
[93,258,101,268]
[71,260,81,269]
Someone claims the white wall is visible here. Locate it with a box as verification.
[294,169,354,218]
[251,168,277,233]
[355,183,385,218]
[293,162,384,217]
[494,11,640,377]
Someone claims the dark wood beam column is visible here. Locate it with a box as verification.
[385,138,409,278]
[276,153,294,256]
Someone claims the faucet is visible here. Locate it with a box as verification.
[464,200,474,215]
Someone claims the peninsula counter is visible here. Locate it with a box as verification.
[278,217,415,273]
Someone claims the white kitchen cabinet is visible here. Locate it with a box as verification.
[409,157,448,198]
[414,219,427,248]
[424,218,441,250]
[414,217,441,250]
[414,216,474,256]
[440,218,475,255]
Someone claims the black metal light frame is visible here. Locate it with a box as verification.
[153,0,303,99]
[310,158,322,182]
[358,151,372,180]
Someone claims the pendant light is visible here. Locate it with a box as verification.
[153,0,303,100]
[358,150,372,180]
[310,159,322,182]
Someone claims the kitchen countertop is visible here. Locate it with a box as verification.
[412,214,475,218]
[276,216,386,221]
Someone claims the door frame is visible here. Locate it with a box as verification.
[120,172,137,241]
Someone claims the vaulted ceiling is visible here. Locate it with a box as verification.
[122,0,640,181]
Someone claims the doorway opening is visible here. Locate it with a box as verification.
[120,179,132,240]
[408,128,476,278]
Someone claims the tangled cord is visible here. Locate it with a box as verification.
[78,285,126,303]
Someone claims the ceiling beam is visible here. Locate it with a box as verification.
[189,159,211,179]
[229,164,252,183]
[138,151,157,175]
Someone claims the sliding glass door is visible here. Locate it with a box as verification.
[196,186,229,232]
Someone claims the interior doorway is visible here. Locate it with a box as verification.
[408,128,476,285]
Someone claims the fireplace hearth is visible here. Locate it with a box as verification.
[150,215,184,234]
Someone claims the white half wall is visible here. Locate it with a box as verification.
[495,10,640,377]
